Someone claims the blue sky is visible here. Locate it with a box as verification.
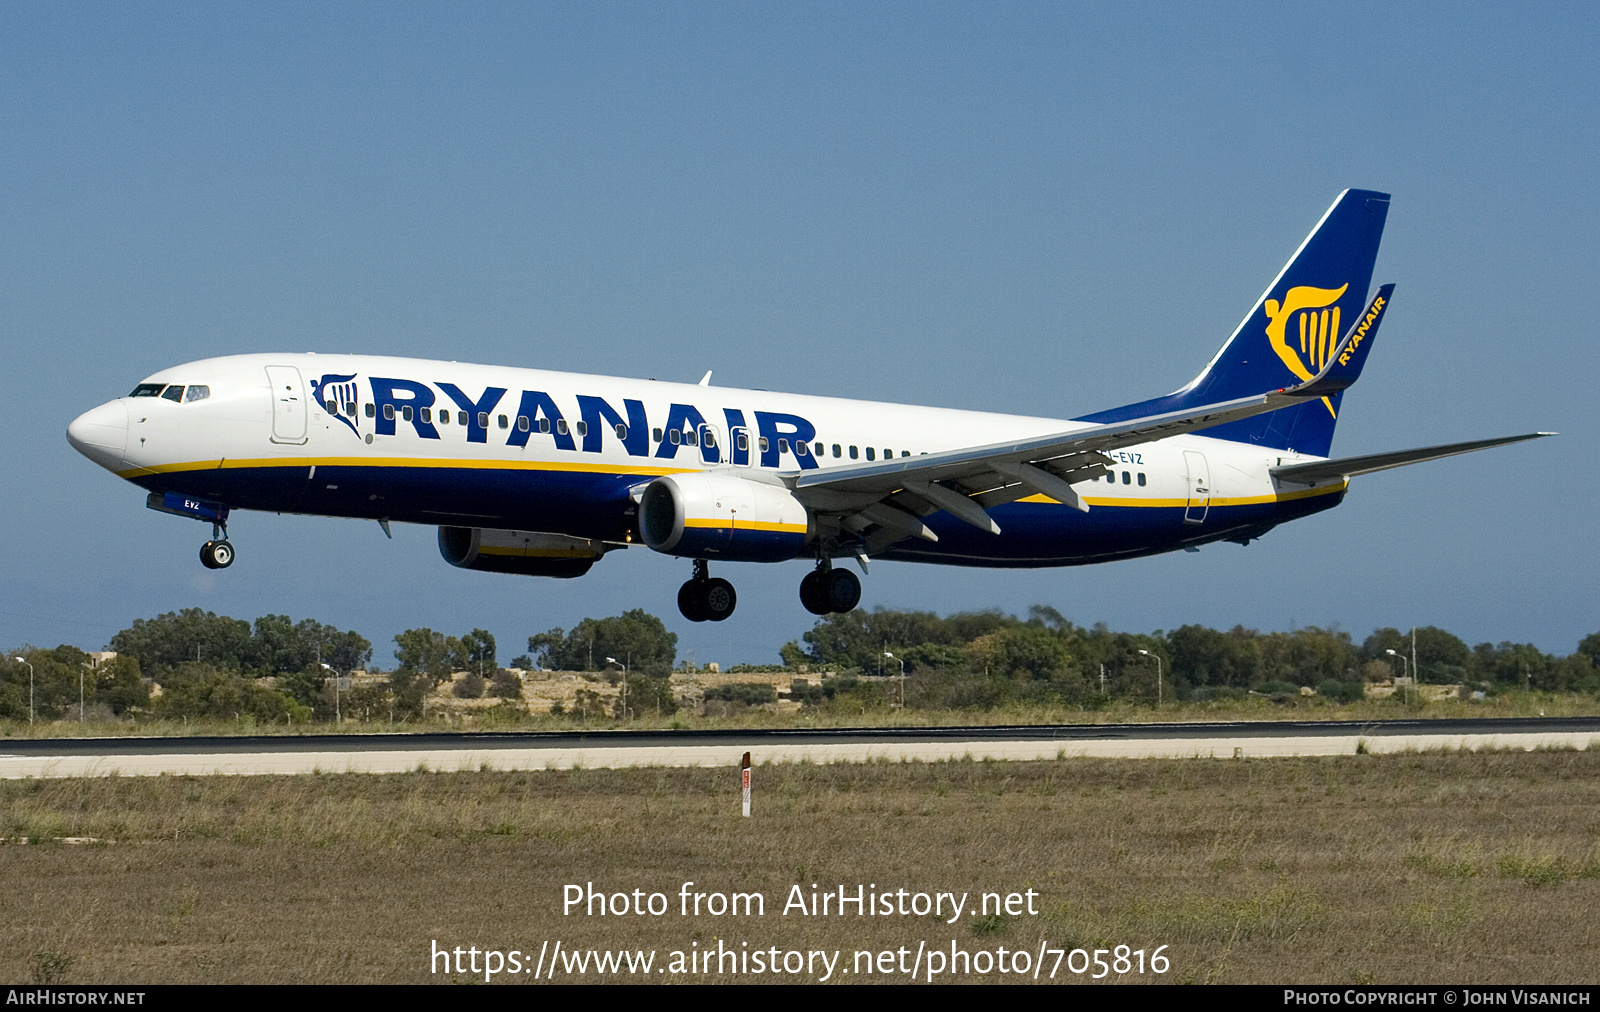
[3,4,1596,667]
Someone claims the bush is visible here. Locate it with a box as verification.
[1316,679,1366,703]
[489,669,523,699]
[703,683,777,706]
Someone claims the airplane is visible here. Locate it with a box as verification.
[67,189,1549,623]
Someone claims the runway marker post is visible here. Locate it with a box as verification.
[741,752,751,817]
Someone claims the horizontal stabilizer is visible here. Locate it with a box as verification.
[1270,432,1555,485]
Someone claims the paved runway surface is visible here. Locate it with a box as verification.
[0,717,1595,777]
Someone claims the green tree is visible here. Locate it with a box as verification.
[1361,626,1470,683]
[1259,627,1357,687]
[967,626,1073,680]
[153,663,310,723]
[1576,632,1600,670]
[1168,624,1262,689]
[461,629,497,676]
[530,610,676,676]
[93,654,148,714]
[110,609,253,677]
[391,627,461,717]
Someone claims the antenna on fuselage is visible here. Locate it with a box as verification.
[698,371,712,386]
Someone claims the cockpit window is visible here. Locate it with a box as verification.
[161,385,185,403]
[185,385,209,403]
[130,383,165,397]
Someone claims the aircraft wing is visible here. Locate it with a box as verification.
[783,288,1394,546]
[1269,433,1554,485]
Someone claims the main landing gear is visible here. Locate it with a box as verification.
[677,557,862,622]
[679,559,737,623]
[799,560,860,616]
[199,521,235,570]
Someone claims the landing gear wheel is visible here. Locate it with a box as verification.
[702,578,737,622]
[200,540,235,570]
[799,570,829,615]
[822,568,860,613]
[678,580,709,622]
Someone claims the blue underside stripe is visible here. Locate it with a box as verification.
[133,463,1342,566]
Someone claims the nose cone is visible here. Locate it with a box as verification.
[67,400,129,471]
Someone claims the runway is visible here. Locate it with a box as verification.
[0,716,1595,777]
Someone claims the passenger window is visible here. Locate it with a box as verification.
[796,441,809,457]
[438,410,449,425]
[1122,471,1130,484]
[420,407,432,423]
[184,385,209,403]
[778,438,790,454]
[458,411,468,425]
[366,403,376,418]
[703,431,716,448]
[736,433,748,451]
[556,419,568,435]
[383,404,395,421]
[615,422,627,439]
[1137,472,1146,486]
[833,444,842,458]
[476,411,488,428]
[685,430,697,446]
[653,428,663,442]
[669,429,681,445]
[402,405,414,422]
[517,415,530,431]
[575,421,588,436]
[883,449,891,459]
[901,450,910,457]
[849,445,858,459]
[161,385,184,403]
[539,418,550,434]
[129,383,165,397]
[866,447,875,461]
[759,436,769,453]
[499,415,509,429]
[814,442,824,457]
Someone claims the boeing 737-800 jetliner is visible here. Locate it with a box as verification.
[67,190,1547,622]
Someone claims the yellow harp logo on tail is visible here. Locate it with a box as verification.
[1264,283,1348,417]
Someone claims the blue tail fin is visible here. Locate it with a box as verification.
[1078,189,1390,457]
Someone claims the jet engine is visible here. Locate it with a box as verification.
[639,473,811,562]
[438,527,605,579]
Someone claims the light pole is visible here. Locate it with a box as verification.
[322,662,339,723]
[884,652,905,709]
[11,657,33,726]
[606,657,628,720]
[1138,649,1162,704]
[1386,648,1409,704]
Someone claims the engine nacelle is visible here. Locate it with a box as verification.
[438,527,604,579]
[639,473,811,561]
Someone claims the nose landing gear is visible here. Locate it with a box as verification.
[799,559,860,615]
[678,559,736,622]
[199,521,234,570]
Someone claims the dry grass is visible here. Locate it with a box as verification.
[2,750,1599,984]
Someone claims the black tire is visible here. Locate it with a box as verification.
[823,568,861,613]
[678,580,709,622]
[702,578,737,621]
[200,540,234,569]
[799,570,828,615]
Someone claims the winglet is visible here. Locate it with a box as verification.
[1292,283,1394,398]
